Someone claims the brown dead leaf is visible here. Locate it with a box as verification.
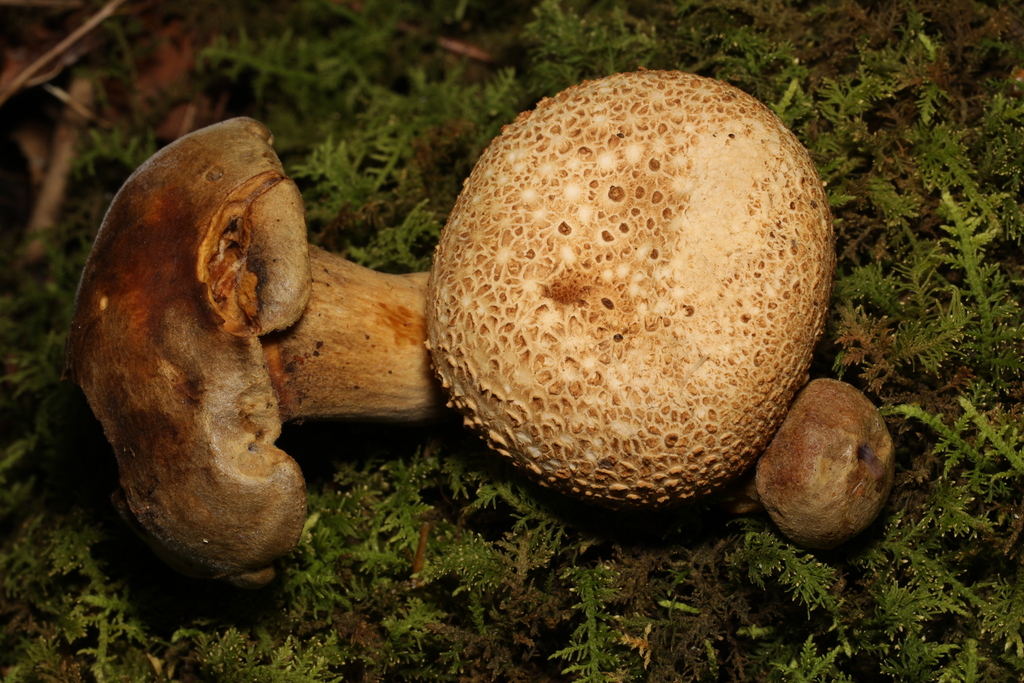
[133,18,196,101]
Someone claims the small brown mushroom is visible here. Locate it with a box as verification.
[754,378,895,549]
[427,71,836,509]
[66,118,444,587]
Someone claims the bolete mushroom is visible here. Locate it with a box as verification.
[65,118,445,587]
[753,378,895,549]
[427,70,837,509]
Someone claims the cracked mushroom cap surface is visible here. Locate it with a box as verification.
[66,118,311,586]
[426,71,835,508]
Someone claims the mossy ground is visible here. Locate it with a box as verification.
[2,0,1024,681]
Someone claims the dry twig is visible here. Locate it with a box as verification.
[41,82,108,126]
[22,75,94,265]
[0,1,84,6]
[0,0,129,108]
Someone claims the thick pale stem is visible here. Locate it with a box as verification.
[262,245,447,424]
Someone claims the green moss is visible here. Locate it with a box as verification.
[3,0,1024,680]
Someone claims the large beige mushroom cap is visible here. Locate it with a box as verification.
[427,71,835,508]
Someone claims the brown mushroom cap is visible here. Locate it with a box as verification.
[427,71,835,508]
[67,118,448,587]
[755,378,895,549]
[66,118,312,587]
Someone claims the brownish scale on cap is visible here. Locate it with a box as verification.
[426,70,836,508]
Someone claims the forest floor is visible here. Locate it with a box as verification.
[2,1,1024,681]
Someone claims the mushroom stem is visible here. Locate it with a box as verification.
[262,245,446,424]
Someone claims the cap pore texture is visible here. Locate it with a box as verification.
[427,71,835,509]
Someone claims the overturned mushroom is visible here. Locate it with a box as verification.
[66,118,445,587]
[427,70,836,509]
